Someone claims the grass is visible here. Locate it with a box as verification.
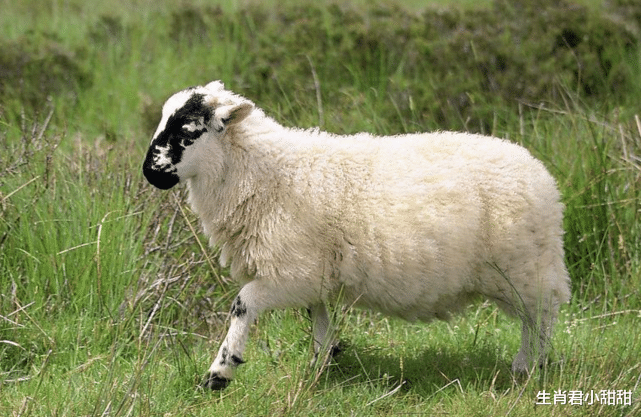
[1,0,641,415]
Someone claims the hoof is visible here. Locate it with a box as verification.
[311,343,342,367]
[329,343,342,358]
[202,373,231,390]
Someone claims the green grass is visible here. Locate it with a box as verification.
[1,0,641,415]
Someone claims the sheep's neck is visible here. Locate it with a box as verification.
[194,122,297,246]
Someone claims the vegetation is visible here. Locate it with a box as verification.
[1,0,640,415]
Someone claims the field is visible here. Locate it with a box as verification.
[1,0,641,415]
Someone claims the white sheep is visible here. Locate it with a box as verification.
[142,80,571,390]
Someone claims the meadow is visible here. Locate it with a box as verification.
[1,0,640,415]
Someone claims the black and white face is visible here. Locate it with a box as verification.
[142,88,212,189]
[142,81,254,190]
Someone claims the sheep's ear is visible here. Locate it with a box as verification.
[215,102,254,128]
[205,80,225,92]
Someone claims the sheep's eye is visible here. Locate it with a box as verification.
[182,122,201,133]
[180,121,207,139]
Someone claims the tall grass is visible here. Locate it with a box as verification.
[1,0,641,415]
[511,98,641,309]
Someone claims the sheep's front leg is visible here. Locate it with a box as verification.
[309,303,339,366]
[511,308,557,374]
[203,280,325,390]
[203,290,256,390]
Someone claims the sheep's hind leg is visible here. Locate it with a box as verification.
[309,303,340,367]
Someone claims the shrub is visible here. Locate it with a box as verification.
[0,33,90,114]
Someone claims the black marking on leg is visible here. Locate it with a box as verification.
[202,372,231,390]
[231,354,245,366]
[230,296,247,318]
[219,346,229,365]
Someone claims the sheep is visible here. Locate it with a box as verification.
[142,80,571,391]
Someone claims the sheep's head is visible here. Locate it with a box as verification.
[143,81,254,190]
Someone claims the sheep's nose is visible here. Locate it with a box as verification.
[143,166,180,189]
[142,150,180,190]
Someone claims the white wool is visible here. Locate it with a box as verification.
[184,109,568,321]
[143,81,571,388]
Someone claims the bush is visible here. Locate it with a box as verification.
[0,33,90,114]
[227,0,639,131]
[1,0,639,133]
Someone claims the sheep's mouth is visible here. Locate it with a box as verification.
[142,150,181,190]
[143,166,180,189]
